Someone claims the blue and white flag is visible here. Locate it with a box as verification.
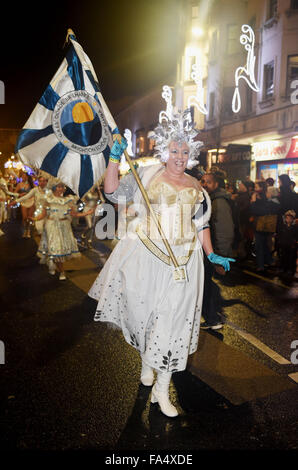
[15,29,118,198]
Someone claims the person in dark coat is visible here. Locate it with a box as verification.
[200,172,235,329]
[234,180,254,259]
[201,172,235,257]
[278,174,298,215]
[250,181,280,272]
[277,210,298,276]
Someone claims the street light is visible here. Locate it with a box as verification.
[191,27,204,38]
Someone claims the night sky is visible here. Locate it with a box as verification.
[0,0,181,129]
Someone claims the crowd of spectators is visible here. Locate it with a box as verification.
[197,167,298,277]
[187,167,298,330]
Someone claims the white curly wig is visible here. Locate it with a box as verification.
[148,108,203,169]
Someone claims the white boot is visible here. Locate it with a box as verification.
[39,253,47,264]
[140,359,154,386]
[48,259,56,275]
[23,220,31,238]
[151,371,178,417]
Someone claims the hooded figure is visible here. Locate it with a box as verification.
[278,174,298,215]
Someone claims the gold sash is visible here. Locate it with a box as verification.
[136,224,196,266]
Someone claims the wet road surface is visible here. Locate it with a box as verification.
[0,218,297,460]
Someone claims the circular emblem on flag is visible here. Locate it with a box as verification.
[52,90,110,154]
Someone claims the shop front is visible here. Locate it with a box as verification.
[252,137,298,189]
[207,144,251,184]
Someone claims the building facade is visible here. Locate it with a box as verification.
[83,0,298,187]
[176,0,298,187]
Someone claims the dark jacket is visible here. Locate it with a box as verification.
[250,198,280,217]
[209,188,235,257]
[277,222,298,249]
[278,189,298,215]
[235,191,250,226]
[250,197,281,232]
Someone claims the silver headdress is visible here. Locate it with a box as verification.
[148,86,204,169]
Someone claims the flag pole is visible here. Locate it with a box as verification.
[114,135,181,272]
[63,30,182,278]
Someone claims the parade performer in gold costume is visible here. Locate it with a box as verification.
[89,106,234,417]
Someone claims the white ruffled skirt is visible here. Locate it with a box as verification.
[37,218,80,262]
[88,235,204,373]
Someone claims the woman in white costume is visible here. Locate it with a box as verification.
[89,110,234,417]
[32,182,93,280]
[0,171,18,236]
[0,180,7,235]
[15,170,35,238]
[14,175,50,237]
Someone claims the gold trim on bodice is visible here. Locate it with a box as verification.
[136,224,197,267]
[135,175,203,266]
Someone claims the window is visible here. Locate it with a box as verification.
[268,0,278,19]
[227,24,239,55]
[263,61,274,99]
[209,30,218,61]
[287,55,298,96]
[190,106,195,123]
[192,6,199,18]
[208,92,215,120]
[246,87,253,114]
[148,136,155,155]
[136,129,146,156]
[223,87,235,119]
[291,0,298,9]
[136,136,145,155]
[249,16,256,31]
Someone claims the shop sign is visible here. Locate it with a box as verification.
[218,144,251,163]
[252,139,293,161]
[285,138,298,159]
[218,151,251,163]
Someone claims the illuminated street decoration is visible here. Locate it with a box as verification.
[232,24,259,113]
[157,84,193,132]
[187,63,207,115]
[159,85,174,123]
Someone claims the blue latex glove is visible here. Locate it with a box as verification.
[109,137,128,162]
[207,252,235,272]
